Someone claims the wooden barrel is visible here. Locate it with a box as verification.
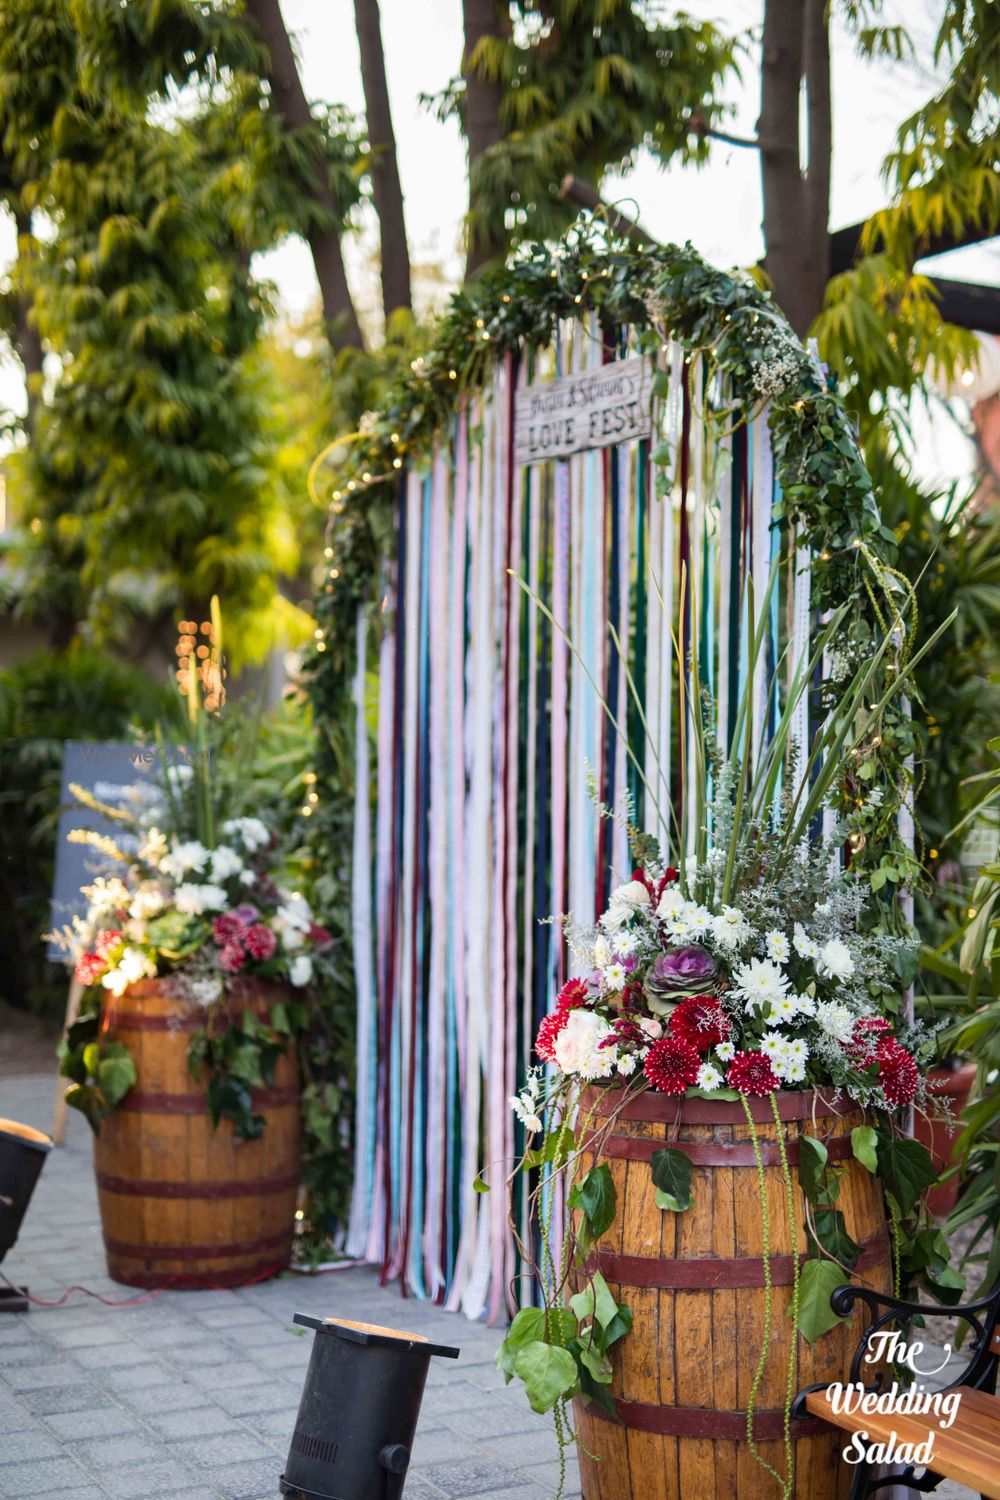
[92,977,300,1288]
[572,1088,892,1500]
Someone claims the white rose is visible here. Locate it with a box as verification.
[610,880,650,912]
[817,938,855,980]
[552,1009,615,1079]
[289,954,313,987]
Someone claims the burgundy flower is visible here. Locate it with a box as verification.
[878,1042,918,1107]
[646,945,719,1007]
[220,942,246,974]
[669,995,731,1054]
[643,1035,701,1095]
[212,913,244,945]
[726,1049,780,1097]
[556,977,590,1012]
[74,952,105,986]
[535,1010,570,1063]
[94,929,122,959]
[244,924,277,961]
[843,1015,894,1068]
[308,922,333,949]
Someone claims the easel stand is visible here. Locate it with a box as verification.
[51,976,83,1145]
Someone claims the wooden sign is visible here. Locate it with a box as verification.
[514,354,653,465]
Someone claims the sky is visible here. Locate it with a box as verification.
[1,0,996,481]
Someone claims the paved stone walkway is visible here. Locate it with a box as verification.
[0,1072,577,1500]
[0,1070,977,1500]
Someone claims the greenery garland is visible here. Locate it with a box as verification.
[305,218,917,896]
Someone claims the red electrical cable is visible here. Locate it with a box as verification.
[0,1260,285,1308]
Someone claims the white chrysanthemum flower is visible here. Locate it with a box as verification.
[128,884,165,921]
[553,1009,616,1079]
[816,1000,855,1043]
[616,930,640,957]
[781,1059,808,1084]
[617,1052,639,1076]
[715,1040,736,1062]
[163,840,209,878]
[761,1032,789,1067]
[174,882,227,915]
[792,992,817,1018]
[817,938,855,980]
[289,954,314,987]
[732,957,790,1012]
[712,904,751,950]
[785,1037,810,1067]
[593,936,612,968]
[222,816,271,853]
[697,1063,724,1092]
[793,923,819,960]
[609,879,651,913]
[684,905,715,938]
[656,884,686,919]
[603,962,628,991]
[101,945,155,995]
[209,845,244,883]
[770,993,800,1023]
[765,930,790,963]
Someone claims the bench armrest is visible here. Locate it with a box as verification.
[798,1280,1000,1402]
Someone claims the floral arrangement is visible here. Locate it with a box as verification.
[523,853,921,1116]
[55,602,336,1143]
[67,809,332,1007]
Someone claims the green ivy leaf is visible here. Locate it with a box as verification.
[876,1135,938,1216]
[797,1135,829,1201]
[567,1164,616,1250]
[797,1258,850,1343]
[495,1307,547,1380]
[96,1045,136,1107]
[809,1207,862,1270]
[650,1147,693,1212]
[569,1270,619,1333]
[473,1173,490,1194]
[577,1342,613,1384]
[851,1126,878,1174]
[512,1341,579,1413]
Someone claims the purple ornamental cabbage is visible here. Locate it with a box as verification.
[645,945,719,1015]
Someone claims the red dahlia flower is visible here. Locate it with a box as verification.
[244,923,277,961]
[878,1042,918,1107]
[74,952,105,986]
[669,994,731,1053]
[726,1049,780,1097]
[94,929,122,960]
[535,1009,570,1062]
[212,913,244,946]
[220,942,246,974]
[844,1015,894,1068]
[556,978,590,1012]
[643,1036,701,1095]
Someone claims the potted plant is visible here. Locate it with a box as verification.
[52,605,335,1287]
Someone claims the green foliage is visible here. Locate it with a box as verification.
[436,0,738,262]
[188,1001,308,1142]
[0,644,176,1017]
[57,991,137,1128]
[797,1257,850,1344]
[567,1162,616,1252]
[650,1145,693,1212]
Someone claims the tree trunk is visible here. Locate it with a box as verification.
[759,0,808,335]
[13,210,43,436]
[461,0,507,279]
[244,0,365,351]
[802,0,832,322]
[353,0,411,319]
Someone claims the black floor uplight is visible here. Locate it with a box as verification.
[280,1313,460,1500]
[0,1117,53,1312]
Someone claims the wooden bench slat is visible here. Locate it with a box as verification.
[805,1385,1000,1500]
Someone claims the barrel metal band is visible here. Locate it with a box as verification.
[104,1229,292,1263]
[117,1086,298,1114]
[586,1231,890,1289]
[596,1133,854,1168]
[581,1087,854,1125]
[105,1259,284,1289]
[96,1171,299,1199]
[589,1397,817,1439]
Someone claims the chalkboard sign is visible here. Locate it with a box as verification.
[47,741,162,961]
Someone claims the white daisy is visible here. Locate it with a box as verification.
[793,923,819,960]
[765,930,790,963]
[697,1063,724,1092]
[712,905,750,950]
[716,1040,736,1062]
[602,962,628,991]
[656,884,686,919]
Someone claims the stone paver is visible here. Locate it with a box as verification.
[0,1068,979,1500]
[0,1071,577,1500]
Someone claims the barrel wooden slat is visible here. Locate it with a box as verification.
[572,1088,892,1500]
[93,978,300,1288]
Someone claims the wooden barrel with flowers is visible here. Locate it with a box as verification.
[93,976,300,1289]
[571,1085,892,1500]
